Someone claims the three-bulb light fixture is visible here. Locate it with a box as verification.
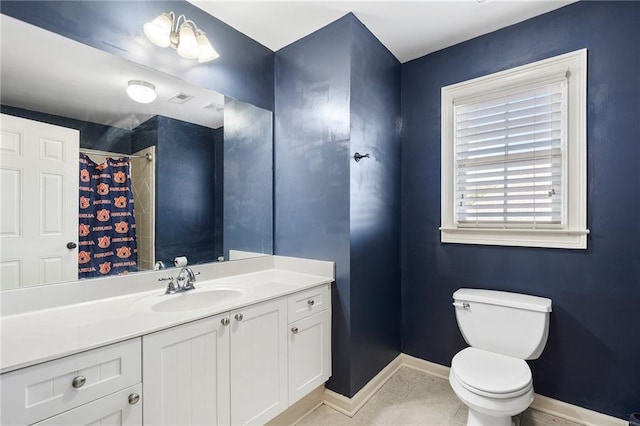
[143,11,219,63]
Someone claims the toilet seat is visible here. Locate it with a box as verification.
[451,347,532,399]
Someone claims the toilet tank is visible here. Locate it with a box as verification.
[453,288,552,360]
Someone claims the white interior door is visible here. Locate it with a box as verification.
[0,113,79,289]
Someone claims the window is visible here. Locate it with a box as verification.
[440,49,588,249]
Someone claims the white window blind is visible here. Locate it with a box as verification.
[454,81,566,228]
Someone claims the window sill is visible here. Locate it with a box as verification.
[439,227,589,249]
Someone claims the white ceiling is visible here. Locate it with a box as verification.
[0,15,225,131]
[1,1,577,131]
[190,0,576,63]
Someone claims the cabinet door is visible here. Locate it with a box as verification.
[143,314,230,426]
[288,310,331,405]
[230,298,288,425]
[1,339,140,426]
[31,384,142,426]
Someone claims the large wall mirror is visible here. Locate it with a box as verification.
[0,14,273,290]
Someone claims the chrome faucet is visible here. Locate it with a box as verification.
[159,267,200,294]
[176,266,198,291]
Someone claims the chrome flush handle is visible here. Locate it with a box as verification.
[452,302,470,310]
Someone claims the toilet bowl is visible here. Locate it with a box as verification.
[450,348,534,426]
[450,289,551,426]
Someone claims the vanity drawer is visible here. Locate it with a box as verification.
[288,284,329,323]
[0,338,141,426]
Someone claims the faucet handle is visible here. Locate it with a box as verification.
[181,269,200,291]
[161,276,179,294]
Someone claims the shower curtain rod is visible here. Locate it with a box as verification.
[80,148,153,161]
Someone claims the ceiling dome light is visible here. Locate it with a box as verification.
[176,22,199,59]
[196,30,219,63]
[126,80,157,104]
[143,13,172,48]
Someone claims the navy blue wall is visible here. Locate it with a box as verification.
[349,19,401,393]
[142,116,222,266]
[275,16,353,395]
[1,1,274,111]
[275,14,401,397]
[223,97,273,258]
[400,1,640,418]
[1,105,131,153]
[213,127,224,259]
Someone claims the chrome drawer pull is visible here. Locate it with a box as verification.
[291,327,299,334]
[72,376,86,389]
[235,313,243,321]
[307,299,315,306]
[128,393,140,405]
[221,317,230,326]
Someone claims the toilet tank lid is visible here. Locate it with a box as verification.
[453,288,552,312]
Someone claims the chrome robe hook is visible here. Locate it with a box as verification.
[354,152,370,162]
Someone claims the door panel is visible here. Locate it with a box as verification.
[288,310,331,404]
[143,314,231,426]
[230,298,288,425]
[0,113,79,289]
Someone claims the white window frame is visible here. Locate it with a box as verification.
[440,49,588,249]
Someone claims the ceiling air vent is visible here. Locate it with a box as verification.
[202,102,224,112]
[168,92,193,104]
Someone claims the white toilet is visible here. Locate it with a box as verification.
[450,288,552,426]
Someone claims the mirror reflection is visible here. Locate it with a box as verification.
[0,15,273,290]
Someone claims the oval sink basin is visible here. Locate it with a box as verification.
[150,288,245,313]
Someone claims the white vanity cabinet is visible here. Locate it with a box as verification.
[31,384,142,426]
[230,297,288,425]
[142,312,231,426]
[1,281,332,426]
[287,285,331,405]
[0,339,141,425]
[141,298,288,426]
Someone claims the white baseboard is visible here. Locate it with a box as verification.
[320,353,627,426]
[323,354,403,417]
[530,393,627,426]
[266,385,325,426]
[400,353,450,380]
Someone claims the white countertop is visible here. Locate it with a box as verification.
[0,266,333,374]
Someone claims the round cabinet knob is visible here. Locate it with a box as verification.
[307,299,315,306]
[128,393,140,405]
[291,327,299,334]
[72,376,86,388]
[221,317,230,326]
[66,242,77,249]
[235,313,243,321]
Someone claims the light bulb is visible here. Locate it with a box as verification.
[196,30,219,63]
[143,13,172,48]
[126,80,157,104]
[176,23,199,59]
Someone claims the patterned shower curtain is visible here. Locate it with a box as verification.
[78,154,137,278]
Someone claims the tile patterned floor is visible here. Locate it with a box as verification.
[297,367,584,426]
